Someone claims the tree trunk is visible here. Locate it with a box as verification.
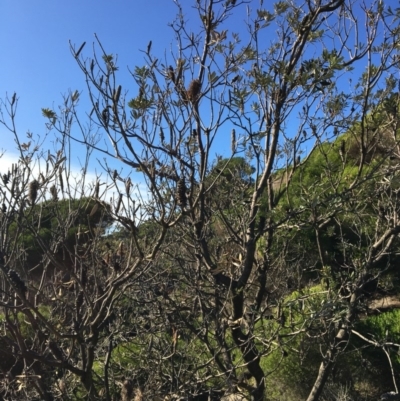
[306,353,334,401]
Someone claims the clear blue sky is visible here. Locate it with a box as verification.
[0,1,184,152]
[0,0,249,178]
[0,1,394,179]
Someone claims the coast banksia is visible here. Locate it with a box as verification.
[177,178,187,207]
[186,79,201,103]
[29,180,39,205]
[8,269,27,296]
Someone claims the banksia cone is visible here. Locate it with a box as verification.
[2,203,6,214]
[94,180,100,198]
[177,178,187,207]
[186,79,201,103]
[167,66,175,83]
[121,379,134,401]
[125,178,132,196]
[50,185,58,201]
[2,173,10,185]
[159,128,165,143]
[8,269,27,295]
[59,169,64,193]
[29,180,39,205]
[231,128,236,153]
[115,194,123,214]
[102,108,109,126]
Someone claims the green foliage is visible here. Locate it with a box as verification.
[11,198,113,267]
[357,309,400,364]
[259,286,328,400]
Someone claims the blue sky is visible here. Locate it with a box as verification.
[0,0,397,182]
[0,0,250,180]
[0,1,184,153]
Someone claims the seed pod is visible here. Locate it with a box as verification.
[50,185,58,201]
[186,79,201,103]
[8,269,27,295]
[94,180,100,198]
[59,170,64,194]
[177,178,187,207]
[125,178,132,196]
[102,108,109,126]
[115,194,123,214]
[231,129,236,153]
[2,203,6,214]
[159,128,165,143]
[2,173,9,185]
[167,66,175,83]
[89,202,99,218]
[29,180,39,205]
[113,85,122,103]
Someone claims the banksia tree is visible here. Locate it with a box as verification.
[0,1,398,400]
